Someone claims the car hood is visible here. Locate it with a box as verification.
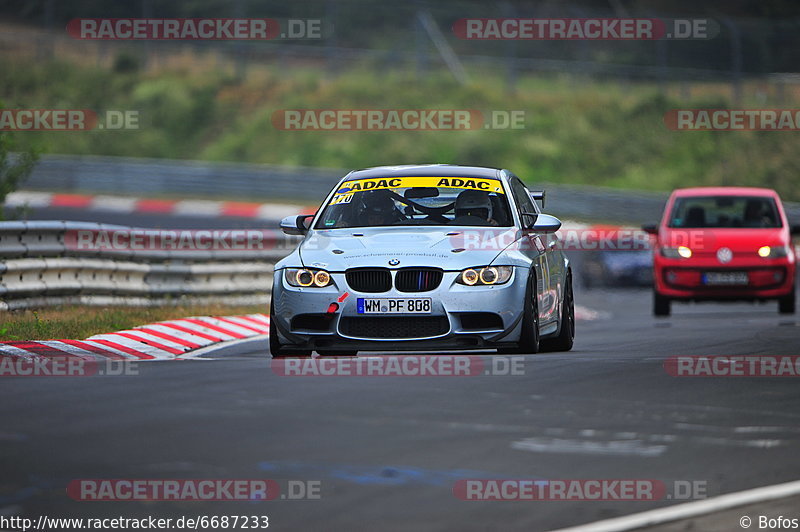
[297,226,521,270]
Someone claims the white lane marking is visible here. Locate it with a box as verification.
[511,437,667,457]
[689,436,785,449]
[550,479,800,532]
[86,334,175,359]
[178,334,269,359]
[4,191,53,207]
[735,426,800,434]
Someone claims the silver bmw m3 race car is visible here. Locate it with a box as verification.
[270,165,574,357]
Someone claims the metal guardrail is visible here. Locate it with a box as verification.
[23,154,347,203]
[0,221,301,311]
[20,155,800,225]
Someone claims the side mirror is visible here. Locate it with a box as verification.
[530,213,561,233]
[790,224,800,236]
[641,223,659,235]
[280,214,314,236]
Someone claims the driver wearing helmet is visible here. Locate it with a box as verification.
[357,189,405,226]
[453,190,498,226]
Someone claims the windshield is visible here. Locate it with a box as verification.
[314,176,513,229]
[668,196,781,228]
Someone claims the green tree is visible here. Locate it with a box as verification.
[0,107,40,220]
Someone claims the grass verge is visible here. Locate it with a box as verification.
[0,304,266,342]
[3,54,800,201]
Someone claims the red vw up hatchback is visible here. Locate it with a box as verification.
[644,187,798,316]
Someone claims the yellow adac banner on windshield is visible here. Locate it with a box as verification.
[333,176,505,196]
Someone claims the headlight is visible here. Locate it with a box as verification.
[457,266,513,286]
[661,246,692,259]
[758,245,790,258]
[285,268,334,287]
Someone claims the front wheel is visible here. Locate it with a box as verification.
[500,273,540,354]
[779,286,796,314]
[269,300,311,358]
[540,274,575,352]
[653,290,670,317]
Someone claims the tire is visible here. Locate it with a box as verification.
[500,273,540,354]
[779,286,796,314]
[269,300,311,358]
[540,274,575,352]
[317,350,358,357]
[653,290,670,317]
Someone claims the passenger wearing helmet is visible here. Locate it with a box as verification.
[357,190,405,226]
[453,190,498,226]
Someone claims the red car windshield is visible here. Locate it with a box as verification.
[668,196,782,229]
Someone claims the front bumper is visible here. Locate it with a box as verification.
[653,255,796,300]
[271,268,528,350]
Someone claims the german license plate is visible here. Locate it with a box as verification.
[357,298,431,314]
[702,272,748,285]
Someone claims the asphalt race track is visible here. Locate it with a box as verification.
[3,206,799,531]
[3,282,800,531]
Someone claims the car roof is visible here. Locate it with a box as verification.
[342,164,504,181]
[671,186,778,198]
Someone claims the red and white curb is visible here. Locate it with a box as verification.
[0,306,603,363]
[0,314,269,361]
[6,191,314,220]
